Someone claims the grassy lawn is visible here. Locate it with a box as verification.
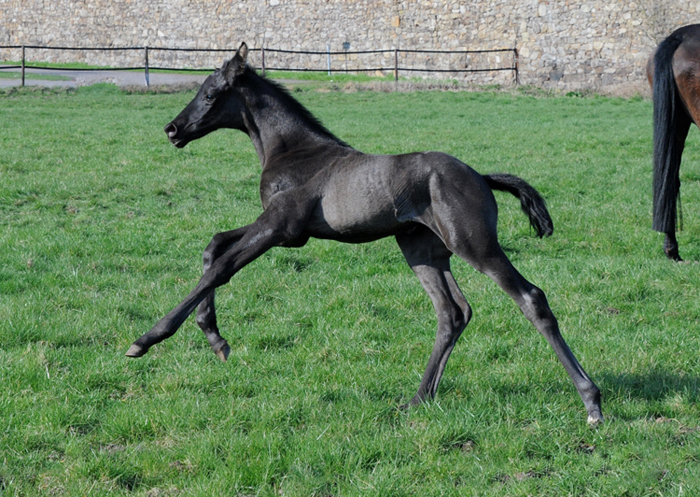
[1,81,700,496]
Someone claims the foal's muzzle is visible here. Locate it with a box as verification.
[164,122,186,148]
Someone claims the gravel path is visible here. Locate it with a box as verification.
[0,66,208,88]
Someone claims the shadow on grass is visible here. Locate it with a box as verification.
[600,370,700,403]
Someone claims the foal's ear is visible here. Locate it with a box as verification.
[223,42,249,84]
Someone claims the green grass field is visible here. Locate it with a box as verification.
[2,82,700,496]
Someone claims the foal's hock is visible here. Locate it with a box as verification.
[126,43,603,424]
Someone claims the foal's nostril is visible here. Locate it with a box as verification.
[164,123,178,137]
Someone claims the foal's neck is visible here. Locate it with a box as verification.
[241,72,350,165]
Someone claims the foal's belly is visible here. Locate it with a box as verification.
[308,193,403,242]
[306,165,407,242]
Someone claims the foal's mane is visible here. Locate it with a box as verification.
[242,66,352,148]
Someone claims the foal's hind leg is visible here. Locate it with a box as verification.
[396,228,472,406]
[471,248,602,424]
[195,226,251,361]
[414,171,601,422]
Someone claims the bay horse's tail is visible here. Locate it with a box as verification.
[652,31,686,234]
[483,173,553,238]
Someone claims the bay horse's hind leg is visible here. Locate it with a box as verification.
[396,227,472,406]
[657,115,691,262]
[195,226,251,361]
[663,231,682,262]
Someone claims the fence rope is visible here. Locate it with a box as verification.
[0,44,518,86]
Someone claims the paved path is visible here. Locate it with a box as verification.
[0,66,208,88]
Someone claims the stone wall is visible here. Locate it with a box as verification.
[0,0,696,93]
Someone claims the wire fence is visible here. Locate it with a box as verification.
[0,44,519,86]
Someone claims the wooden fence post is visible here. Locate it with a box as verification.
[261,46,266,76]
[144,46,150,87]
[21,45,25,87]
[327,45,331,76]
[394,48,398,82]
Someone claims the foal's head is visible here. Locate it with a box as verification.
[164,43,251,148]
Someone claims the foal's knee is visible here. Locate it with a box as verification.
[195,306,214,328]
[202,246,214,269]
[203,232,229,268]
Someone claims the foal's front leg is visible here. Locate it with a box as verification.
[196,226,251,361]
[126,196,311,358]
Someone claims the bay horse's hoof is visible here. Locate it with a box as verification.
[214,343,230,362]
[125,343,148,358]
[666,252,683,262]
[664,247,682,261]
[663,241,682,261]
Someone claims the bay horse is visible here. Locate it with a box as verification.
[126,43,602,424]
[647,24,700,261]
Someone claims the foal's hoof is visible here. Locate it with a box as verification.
[399,395,424,410]
[214,343,231,362]
[587,411,604,427]
[125,343,148,358]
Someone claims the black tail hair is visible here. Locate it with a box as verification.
[652,30,690,234]
[483,173,553,237]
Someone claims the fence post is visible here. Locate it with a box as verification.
[144,46,150,87]
[261,46,266,76]
[343,42,349,73]
[513,46,520,86]
[327,45,331,76]
[394,48,398,82]
[21,45,25,87]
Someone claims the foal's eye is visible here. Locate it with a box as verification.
[204,94,215,102]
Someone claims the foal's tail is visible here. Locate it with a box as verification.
[652,30,687,234]
[483,173,554,238]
